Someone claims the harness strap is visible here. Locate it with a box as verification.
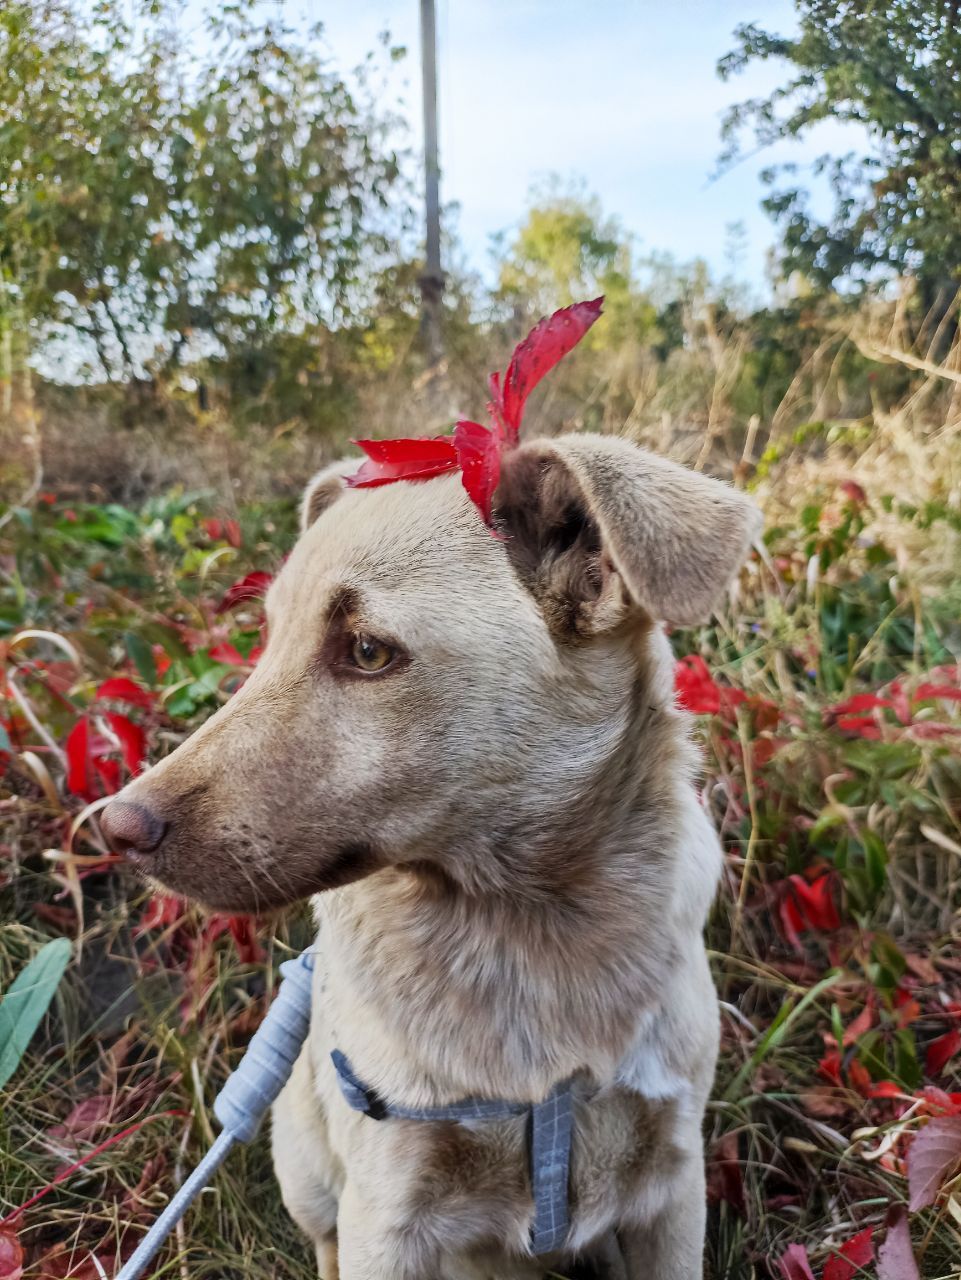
[331,1050,574,1256]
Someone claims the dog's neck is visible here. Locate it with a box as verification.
[314,627,698,1104]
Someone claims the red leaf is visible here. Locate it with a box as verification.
[835,715,882,739]
[840,480,867,506]
[65,717,95,801]
[876,1205,919,1280]
[226,916,265,965]
[914,682,961,703]
[0,1231,23,1280]
[705,1131,744,1214]
[345,437,458,488]
[136,894,186,934]
[865,1079,904,1099]
[776,1243,816,1280]
[224,518,242,549]
[208,641,246,666]
[215,571,274,613]
[784,873,842,932]
[96,677,153,709]
[46,1095,115,1146]
[452,419,502,526]
[499,297,604,440]
[925,1028,961,1076]
[907,1113,961,1210]
[830,693,893,715]
[818,1050,844,1086]
[104,712,146,777]
[823,1226,874,1280]
[93,756,122,795]
[674,655,721,714]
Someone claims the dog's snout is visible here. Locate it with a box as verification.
[102,799,167,858]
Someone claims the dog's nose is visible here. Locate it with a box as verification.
[101,800,167,857]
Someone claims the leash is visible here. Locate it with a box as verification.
[114,952,315,1280]
[115,949,574,1273]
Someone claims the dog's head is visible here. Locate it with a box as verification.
[102,435,761,911]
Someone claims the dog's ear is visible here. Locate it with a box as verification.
[496,435,762,632]
[301,459,358,531]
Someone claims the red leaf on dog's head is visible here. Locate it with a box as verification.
[215,571,273,614]
[452,420,502,526]
[346,437,458,488]
[823,1226,874,1280]
[499,297,603,440]
[104,712,146,777]
[96,677,154,709]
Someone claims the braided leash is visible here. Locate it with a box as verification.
[114,952,315,1280]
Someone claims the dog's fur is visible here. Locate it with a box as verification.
[106,434,761,1280]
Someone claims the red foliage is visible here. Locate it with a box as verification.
[348,299,603,525]
[0,1232,22,1280]
[823,1227,874,1280]
[779,872,842,939]
[345,436,459,488]
[96,677,154,709]
[907,1113,961,1210]
[452,418,503,526]
[776,1243,815,1280]
[208,641,247,666]
[496,297,604,440]
[925,1028,961,1076]
[215,571,273,613]
[674,655,721,714]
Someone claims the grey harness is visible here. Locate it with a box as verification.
[331,1050,575,1255]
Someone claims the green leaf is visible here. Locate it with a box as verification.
[125,631,157,685]
[0,938,72,1091]
[0,723,12,754]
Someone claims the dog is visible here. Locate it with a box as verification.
[103,432,761,1279]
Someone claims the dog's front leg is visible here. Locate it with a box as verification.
[335,1181,443,1280]
[617,1157,706,1280]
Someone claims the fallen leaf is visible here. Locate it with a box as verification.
[776,1243,816,1280]
[0,1230,23,1280]
[876,1205,919,1280]
[823,1225,874,1280]
[907,1114,961,1210]
[925,1028,961,1077]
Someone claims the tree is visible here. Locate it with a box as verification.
[0,0,407,386]
[718,1,961,309]
[495,184,658,348]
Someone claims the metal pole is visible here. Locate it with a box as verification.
[419,0,444,369]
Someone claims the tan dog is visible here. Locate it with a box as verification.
[103,434,761,1280]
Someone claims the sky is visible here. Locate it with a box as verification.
[177,1,870,293]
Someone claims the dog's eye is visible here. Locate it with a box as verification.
[349,634,396,673]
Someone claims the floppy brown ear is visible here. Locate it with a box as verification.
[300,458,358,531]
[496,435,762,630]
